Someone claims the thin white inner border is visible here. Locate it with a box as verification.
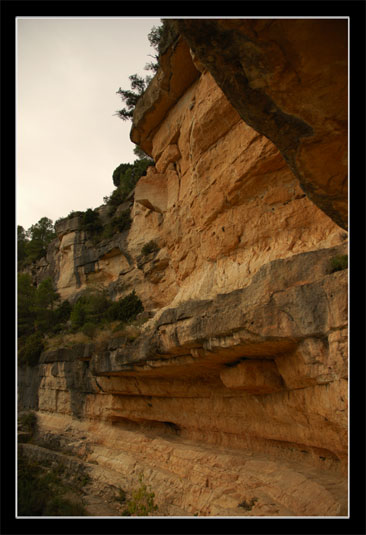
[15,14,350,520]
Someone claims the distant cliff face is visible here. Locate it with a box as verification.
[34,35,345,312]
[18,21,348,517]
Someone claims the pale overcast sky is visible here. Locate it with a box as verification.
[16,17,161,230]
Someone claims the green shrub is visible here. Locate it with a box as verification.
[329,254,348,273]
[18,455,49,516]
[108,158,153,205]
[112,163,134,189]
[141,240,159,255]
[19,412,37,433]
[102,210,132,240]
[107,186,127,207]
[18,332,44,366]
[108,205,118,218]
[17,454,87,516]
[17,226,28,267]
[35,288,143,337]
[70,300,87,330]
[101,223,114,240]
[80,208,103,235]
[54,300,72,324]
[18,277,73,365]
[17,273,37,338]
[122,473,158,516]
[32,278,61,333]
[67,210,83,219]
[113,210,132,232]
[70,291,109,330]
[238,497,258,511]
[81,322,97,339]
[106,291,143,323]
[116,75,148,121]
[18,274,70,342]
[84,292,109,322]
[74,473,91,488]
[115,487,127,504]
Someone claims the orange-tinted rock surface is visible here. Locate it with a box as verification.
[18,20,348,517]
[173,19,348,230]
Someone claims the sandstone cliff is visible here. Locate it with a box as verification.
[173,19,348,230]
[18,20,348,517]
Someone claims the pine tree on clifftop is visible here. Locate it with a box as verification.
[116,23,163,121]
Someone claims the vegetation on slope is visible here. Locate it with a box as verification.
[18,217,56,269]
[18,450,159,517]
[104,155,154,217]
[18,451,88,516]
[53,152,154,241]
[17,155,147,368]
[17,272,143,366]
[121,473,158,516]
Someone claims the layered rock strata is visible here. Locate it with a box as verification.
[18,21,348,517]
[19,243,348,515]
[23,243,348,465]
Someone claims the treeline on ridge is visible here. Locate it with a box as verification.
[18,150,154,270]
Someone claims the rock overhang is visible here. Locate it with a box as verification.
[130,35,201,157]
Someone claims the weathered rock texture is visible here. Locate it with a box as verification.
[18,20,348,517]
[172,19,348,230]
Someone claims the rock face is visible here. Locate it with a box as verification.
[18,20,348,517]
[172,19,348,230]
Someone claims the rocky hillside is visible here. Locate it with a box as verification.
[18,19,348,517]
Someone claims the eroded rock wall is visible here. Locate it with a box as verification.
[171,19,348,230]
[27,244,347,467]
[18,23,348,516]
[38,66,346,312]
